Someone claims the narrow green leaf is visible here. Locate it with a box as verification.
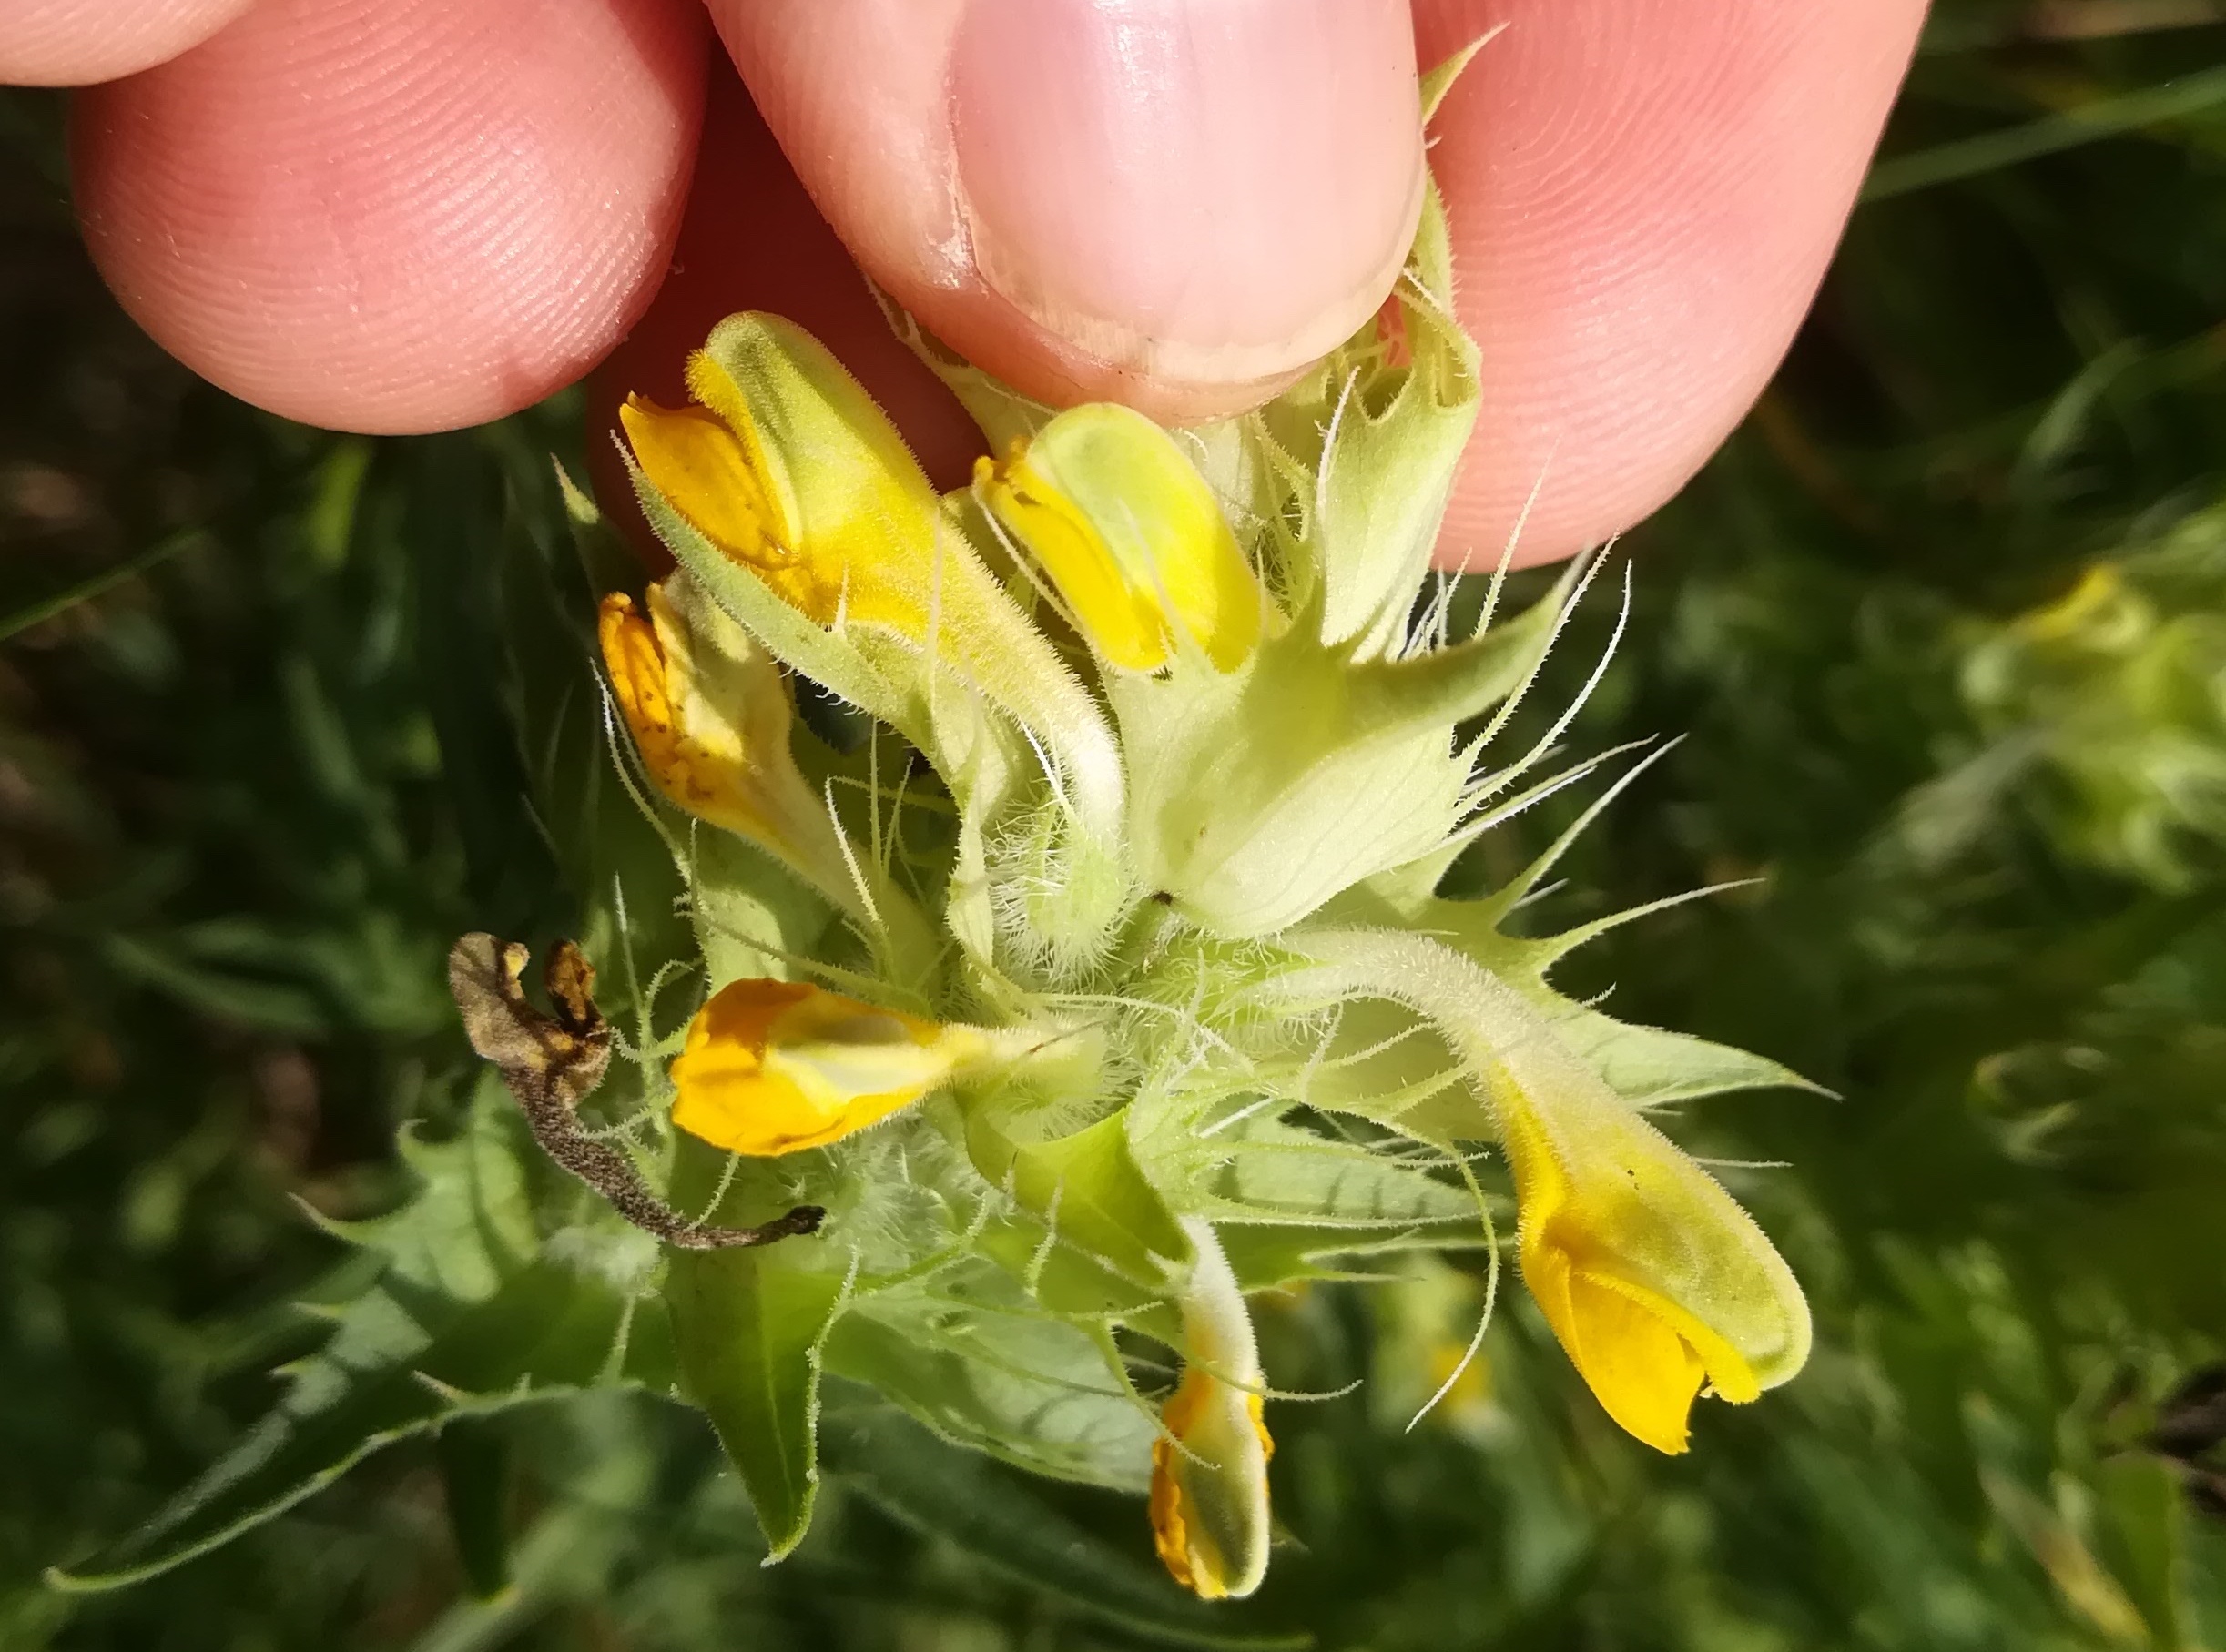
[47,1091,635,1593]
[0,526,200,644]
[46,1262,628,1593]
[1863,62,2226,202]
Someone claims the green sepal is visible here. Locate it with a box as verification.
[683,826,847,992]
[1418,35,1492,126]
[1256,156,1479,656]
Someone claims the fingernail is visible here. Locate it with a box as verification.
[949,0,1422,392]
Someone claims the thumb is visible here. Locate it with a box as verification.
[705,0,1423,424]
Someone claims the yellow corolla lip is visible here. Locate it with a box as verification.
[596,582,818,854]
[1502,1104,1773,1456]
[599,587,752,832]
[619,391,794,574]
[620,332,940,634]
[976,403,1265,674]
[668,978,982,1157]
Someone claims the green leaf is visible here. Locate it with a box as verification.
[664,1247,846,1559]
[0,525,199,643]
[2092,1454,2191,1650]
[1138,1106,1478,1234]
[973,1213,1168,1319]
[963,1108,1194,1288]
[826,1265,1154,1490]
[48,1089,641,1593]
[435,1416,514,1600]
[1547,1008,1827,1111]
[327,1084,540,1295]
[820,1395,1310,1652]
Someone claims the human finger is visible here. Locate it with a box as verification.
[0,0,252,86]
[706,0,1426,424]
[71,0,707,433]
[1413,0,1926,566]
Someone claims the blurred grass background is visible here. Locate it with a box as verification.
[5,5,2226,1647]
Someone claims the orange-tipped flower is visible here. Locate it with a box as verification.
[669,978,986,1158]
[1149,1218,1274,1599]
[618,320,941,635]
[597,578,865,917]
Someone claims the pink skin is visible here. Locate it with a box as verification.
[41,0,1926,566]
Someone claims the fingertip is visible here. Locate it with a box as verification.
[1414,0,1926,567]
[713,0,1423,423]
[0,0,253,86]
[73,0,708,433]
[944,0,1423,417]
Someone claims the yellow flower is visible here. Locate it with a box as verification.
[2014,561,2130,646]
[624,315,1132,850]
[669,978,983,1157]
[618,316,942,634]
[1149,1218,1274,1599]
[976,403,1264,674]
[1292,930,1809,1459]
[1499,1092,1808,1455]
[597,577,869,905]
[599,583,796,836]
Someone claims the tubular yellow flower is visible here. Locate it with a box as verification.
[669,978,985,1157]
[615,397,788,574]
[623,314,1133,852]
[597,578,866,902]
[599,583,790,835]
[976,403,1264,674]
[1502,1106,1753,1454]
[618,319,942,634]
[1149,1218,1273,1600]
[1295,930,1811,1459]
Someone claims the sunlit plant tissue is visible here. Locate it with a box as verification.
[453,58,1814,1601]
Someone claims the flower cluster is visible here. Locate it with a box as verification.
[511,73,1813,1598]
[1961,503,2226,890]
